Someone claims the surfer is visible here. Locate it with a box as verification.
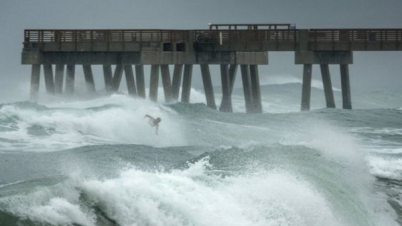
[144,114,161,135]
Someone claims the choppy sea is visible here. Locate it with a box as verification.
[0,81,401,226]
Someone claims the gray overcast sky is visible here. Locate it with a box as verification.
[1,0,402,102]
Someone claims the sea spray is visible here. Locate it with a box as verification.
[0,89,400,225]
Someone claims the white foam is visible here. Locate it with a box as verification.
[367,155,402,180]
[79,158,342,226]
[1,152,395,226]
[3,183,96,226]
[0,95,187,151]
[354,127,402,136]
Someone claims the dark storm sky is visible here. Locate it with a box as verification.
[1,0,402,101]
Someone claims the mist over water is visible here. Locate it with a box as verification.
[0,80,401,226]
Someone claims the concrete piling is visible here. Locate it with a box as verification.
[181,64,193,103]
[301,64,312,111]
[229,64,238,95]
[65,64,75,95]
[124,65,137,96]
[30,64,41,100]
[112,65,124,92]
[249,65,263,113]
[149,65,160,102]
[200,64,217,109]
[160,65,173,103]
[240,65,253,113]
[219,64,232,112]
[43,64,55,95]
[83,65,96,93]
[135,65,146,98]
[171,64,184,101]
[340,64,352,109]
[55,64,64,94]
[103,65,113,93]
[320,64,336,108]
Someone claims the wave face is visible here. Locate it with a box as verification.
[0,86,401,225]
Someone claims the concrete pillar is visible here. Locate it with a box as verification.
[301,64,312,111]
[340,64,352,109]
[229,64,238,95]
[30,64,41,100]
[65,64,75,95]
[149,65,160,102]
[160,65,173,103]
[55,64,64,94]
[103,65,113,93]
[135,65,146,98]
[249,65,263,113]
[320,64,336,108]
[240,65,253,113]
[112,65,124,92]
[43,64,55,95]
[83,65,96,93]
[124,65,137,96]
[219,64,232,112]
[200,64,217,109]
[181,64,193,103]
[171,64,184,101]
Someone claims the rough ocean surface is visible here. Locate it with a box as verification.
[0,82,401,226]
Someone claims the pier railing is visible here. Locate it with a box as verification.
[24,30,190,44]
[309,29,402,50]
[24,29,298,44]
[24,28,402,51]
[194,29,298,43]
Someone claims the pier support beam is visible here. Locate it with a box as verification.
[43,64,55,95]
[83,65,96,93]
[135,65,146,98]
[296,51,353,111]
[340,64,352,109]
[124,65,137,96]
[149,65,160,102]
[55,64,64,94]
[103,65,113,93]
[181,64,193,103]
[171,64,184,101]
[220,64,238,110]
[301,64,312,111]
[219,64,232,112]
[112,65,124,92]
[200,64,217,109]
[161,65,173,103]
[241,65,253,113]
[229,64,238,95]
[249,65,263,113]
[320,64,336,108]
[30,64,41,100]
[65,64,75,95]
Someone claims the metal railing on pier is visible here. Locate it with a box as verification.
[309,29,402,49]
[24,30,189,44]
[23,28,402,51]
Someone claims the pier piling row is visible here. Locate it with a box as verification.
[23,26,402,112]
[27,62,266,113]
[25,51,267,114]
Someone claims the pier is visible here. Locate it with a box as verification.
[21,24,402,112]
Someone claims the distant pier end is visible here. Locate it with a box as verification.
[22,24,402,112]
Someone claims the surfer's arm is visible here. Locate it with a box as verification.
[144,114,155,120]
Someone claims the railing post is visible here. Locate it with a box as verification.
[90,30,93,51]
[74,30,77,51]
[139,30,142,49]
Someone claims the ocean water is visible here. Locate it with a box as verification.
[0,83,401,226]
